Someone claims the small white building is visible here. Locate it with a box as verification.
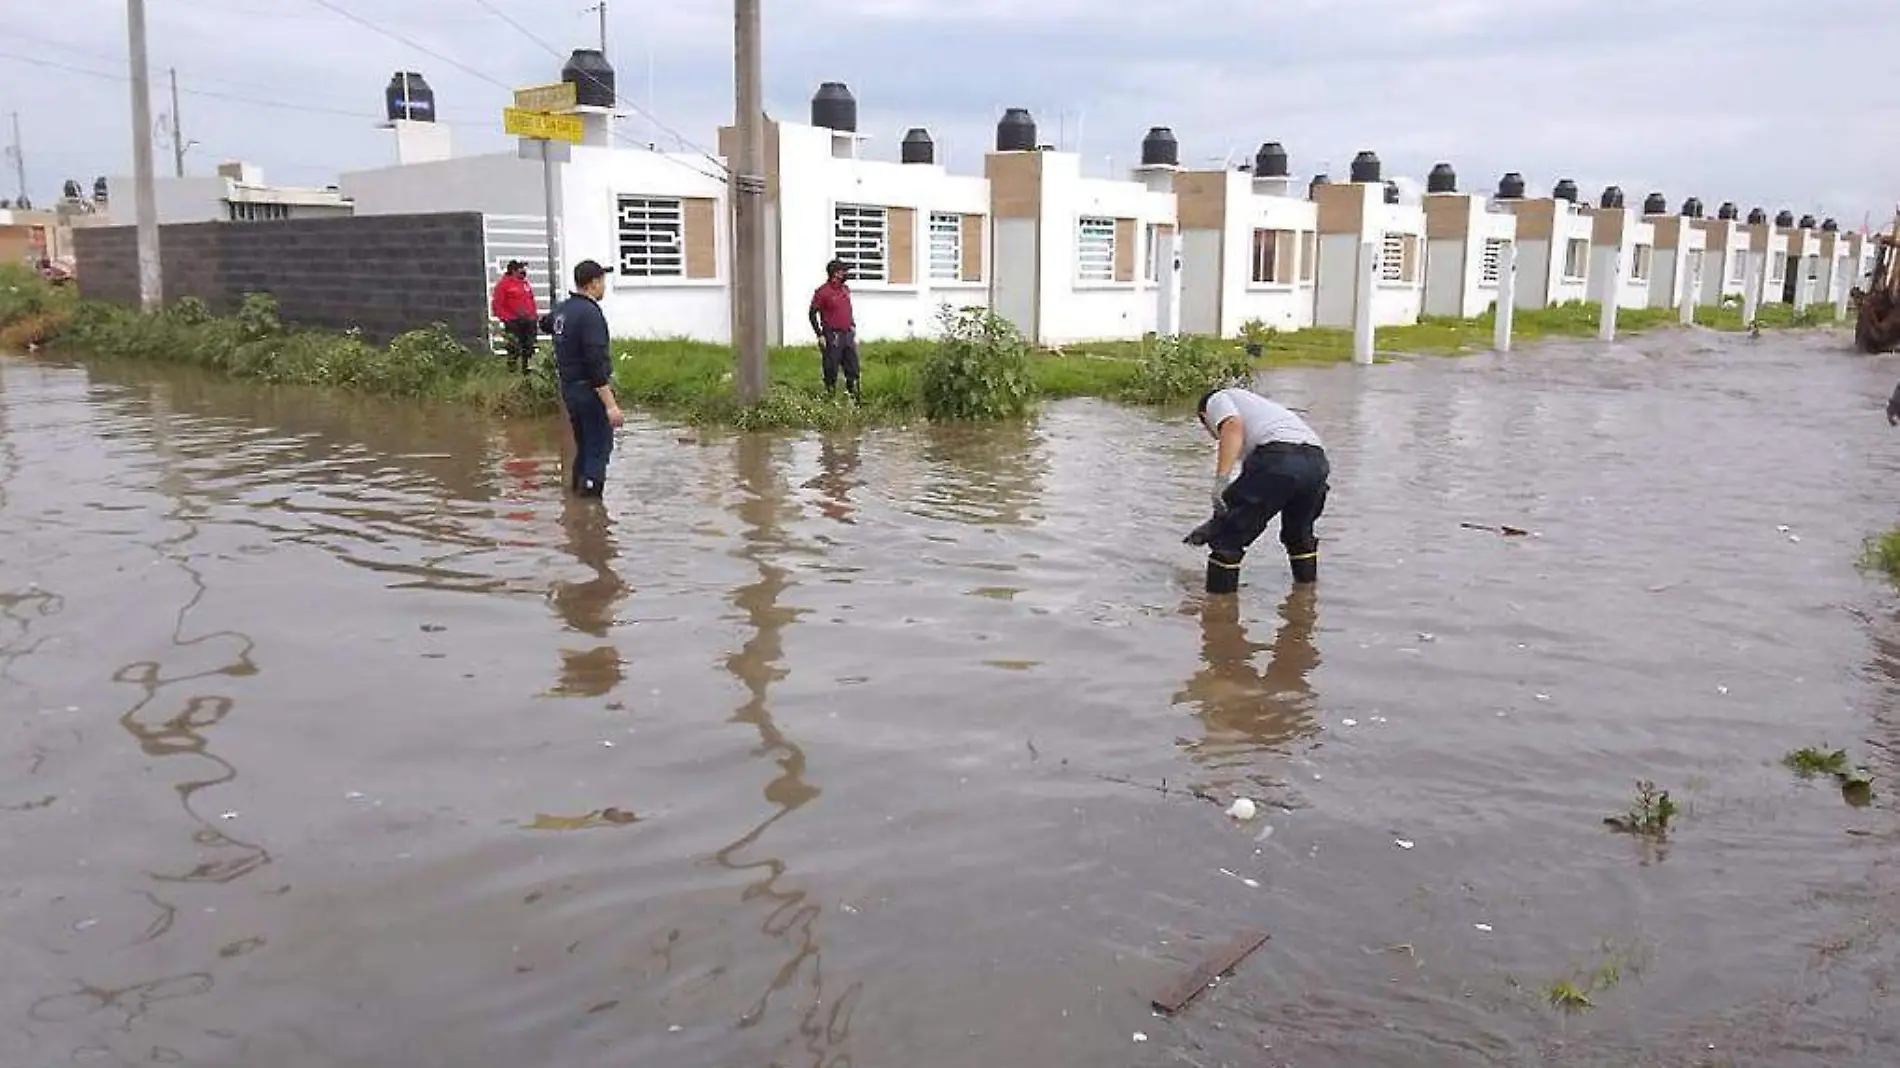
[1694,208,1751,305]
[984,113,1177,345]
[1815,222,1853,305]
[1748,212,1791,304]
[1313,156,1425,328]
[1846,230,1877,294]
[1492,180,1594,310]
[1174,146,1318,336]
[1642,199,1708,310]
[1784,217,1822,308]
[108,161,353,225]
[1584,189,1656,311]
[1419,165,1517,319]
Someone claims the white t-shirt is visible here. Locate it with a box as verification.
[1202,388,1323,451]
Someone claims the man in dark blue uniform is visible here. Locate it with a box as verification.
[551,260,624,498]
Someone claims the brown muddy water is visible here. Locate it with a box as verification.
[3,329,1899,1068]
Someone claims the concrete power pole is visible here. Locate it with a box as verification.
[730,0,768,404]
[126,0,163,310]
[596,0,607,54]
[169,68,185,178]
[7,113,24,205]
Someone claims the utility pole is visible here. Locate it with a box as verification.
[126,0,163,310]
[168,67,185,177]
[7,112,24,205]
[731,0,768,403]
[596,0,607,55]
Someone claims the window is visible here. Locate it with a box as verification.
[1631,244,1653,282]
[1480,238,1505,285]
[1299,232,1315,282]
[1379,232,1407,282]
[615,196,683,277]
[1076,215,1115,282]
[833,203,888,282]
[227,201,290,222]
[1770,251,1786,283]
[927,211,961,281]
[1251,229,1294,284]
[1563,238,1589,280]
[1729,248,1748,283]
[1144,223,1161,282]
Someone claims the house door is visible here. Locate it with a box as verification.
[1154,227,1182,335]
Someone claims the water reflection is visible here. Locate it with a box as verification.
[804,434,862,525]
[547,499,628,697]
[1177,587,1322,782]
[911,422,1047,526]
[712,433,858,1065]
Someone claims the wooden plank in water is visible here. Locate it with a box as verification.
[1150,928,1270,1015]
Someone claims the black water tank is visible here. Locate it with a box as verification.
[1747,207,1767,224]
[1349,151,1381,183]
[811,82,856,133]
[1254,142,1289,177]
[1383,181,1400,204]
[62,179,81,200]
[92,177,108,203]
[1774,209,1794,227]
[1553,179,1578,202]
[384,71,435,122]
[1599,186,1625,209]
[1141,127,1178,167]
[996,108,1036,152]
[1717,201,1738,220]
[900,128,934,165]
[1308,173,1330,198]
[1427,163,1457,194]
[1497,172,1526,199]
[1682,197,1704,218]
[562,49,615,108]
[1643,192,1667,215]
[1823,218,1840,233]
[1798,213,1816,229]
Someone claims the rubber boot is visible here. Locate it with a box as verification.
[1206,548,1243,594]
[1288,542,1318,584]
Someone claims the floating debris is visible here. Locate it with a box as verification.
[1225,798,1259,821]
[1604,781,1676,837]
[1150,928,1271,1015]
[1460,522,1532,537]
[1394,838,1415,850]
[527,808,641,831]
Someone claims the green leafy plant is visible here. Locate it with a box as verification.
[1784,746,1851,778]
[166,296,214,326]
[1122,334,1254,405]
[233,292,281,340]
[919,304,1035,421]
[1859,528,1900,585]
[1545,979,1593,1013]
[1604,780,1678,837]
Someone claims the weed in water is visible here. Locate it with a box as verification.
[1121,334,1255,405]
[919,305,1036,421]
[1784,746,1851,778]
[1858,528,1900,586]
[1604,780,1678,837]
[1545,979,1593,1013]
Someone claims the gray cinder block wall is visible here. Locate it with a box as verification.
[73,213,491,348]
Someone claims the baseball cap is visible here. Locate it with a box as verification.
[504,259,526,272]
[573,259,610,288]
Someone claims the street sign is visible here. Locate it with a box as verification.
[512,82,578,114]
[503,106,584,144]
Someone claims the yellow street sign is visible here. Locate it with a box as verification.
[504,106,584,144]
[512,81,578,114]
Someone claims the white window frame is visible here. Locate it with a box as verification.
[1144,223,1165,283]
[1250,229,1281,285]
[833,203,888,283]
[1379,232,1407,283]
[1729,246,1748,283]
[927,211,961,282]
[1480,237,1504,286]
[1770,251,1787,283]
[614,195,684,279]
[1076,215,1115,283]
[1630,244,1653,282]
[1562,238,1589,281]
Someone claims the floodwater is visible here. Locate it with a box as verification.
[2,329,1898,1068]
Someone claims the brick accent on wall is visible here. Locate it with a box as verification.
[73,213,491,348]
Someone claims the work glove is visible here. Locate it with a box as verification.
[1184,515,1220,547]
[1210,470,1239,514]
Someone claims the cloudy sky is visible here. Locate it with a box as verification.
[3,0,1896,223]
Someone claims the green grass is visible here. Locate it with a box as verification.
[1860,528,1900,585]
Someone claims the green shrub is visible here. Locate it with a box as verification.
[234,292,281,340]
[167,296,214,326]
[919,305,1035,421]
[1123,334,1254,405]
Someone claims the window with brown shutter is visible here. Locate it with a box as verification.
[683,197,717,279]
[959,213,983,282]
[888,207,915,285]
[1113,218,1136,282]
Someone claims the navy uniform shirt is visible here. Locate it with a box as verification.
[551,292,612,390]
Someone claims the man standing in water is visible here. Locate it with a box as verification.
[551,260,624,498]
[1185,385,1330,593]
[809,258,861,400]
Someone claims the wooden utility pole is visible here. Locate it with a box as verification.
[126,0,163,309]
[730,0,768,403]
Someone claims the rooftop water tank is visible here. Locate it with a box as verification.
[562,49,615,109]
[1822,218,1840,232]
[1798,213,1816,229]
[1254,142,1289,177]
[1308,173,1331,198]
[1682,197,1704,218]
[996,108,1036,152]
[811,82,856,133]
[1426,163,1456,194]
[62,179,81,200]
[1497,172,1526,199]
[1774,209,1794,227]
[384,71,435,122]
[1599,185,1625,209]
[1383,180,1400,204]
[900,128,934,165]
[1349,151,1381,183]
[1553,179,1578,202]
[92,177,108,203]
[1747,207,1767,224]
[1643,192,1667,215]
[1717,201,1738,220]
[1141,127,1179,167]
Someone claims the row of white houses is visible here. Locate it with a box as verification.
[330,82,1877,348]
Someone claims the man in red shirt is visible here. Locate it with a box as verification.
[808,258,859,400]
[490,260,540,374]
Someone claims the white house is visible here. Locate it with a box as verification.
[1815,222,1853,305]
[1492,179,1593,310]
[1846,230,1877,294]
[1584,189,1656,311]
[108,161,352,225]
[1784,217,1822,309]
[1642,199,1707,310]
[1420,165,1517,319]
[1694,207,1751,305]
[1313,155,1425,328]
[984,113,1177,345]
[1174,146,1318,336]
[1747,211,1791,305]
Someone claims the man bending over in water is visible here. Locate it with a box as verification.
[1185,386,1331,593]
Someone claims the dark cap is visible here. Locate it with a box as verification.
[504,259,526,272]
[573,259,608,288]
[825,258,848,277]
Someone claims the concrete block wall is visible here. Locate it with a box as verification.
[73,213,490,347]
